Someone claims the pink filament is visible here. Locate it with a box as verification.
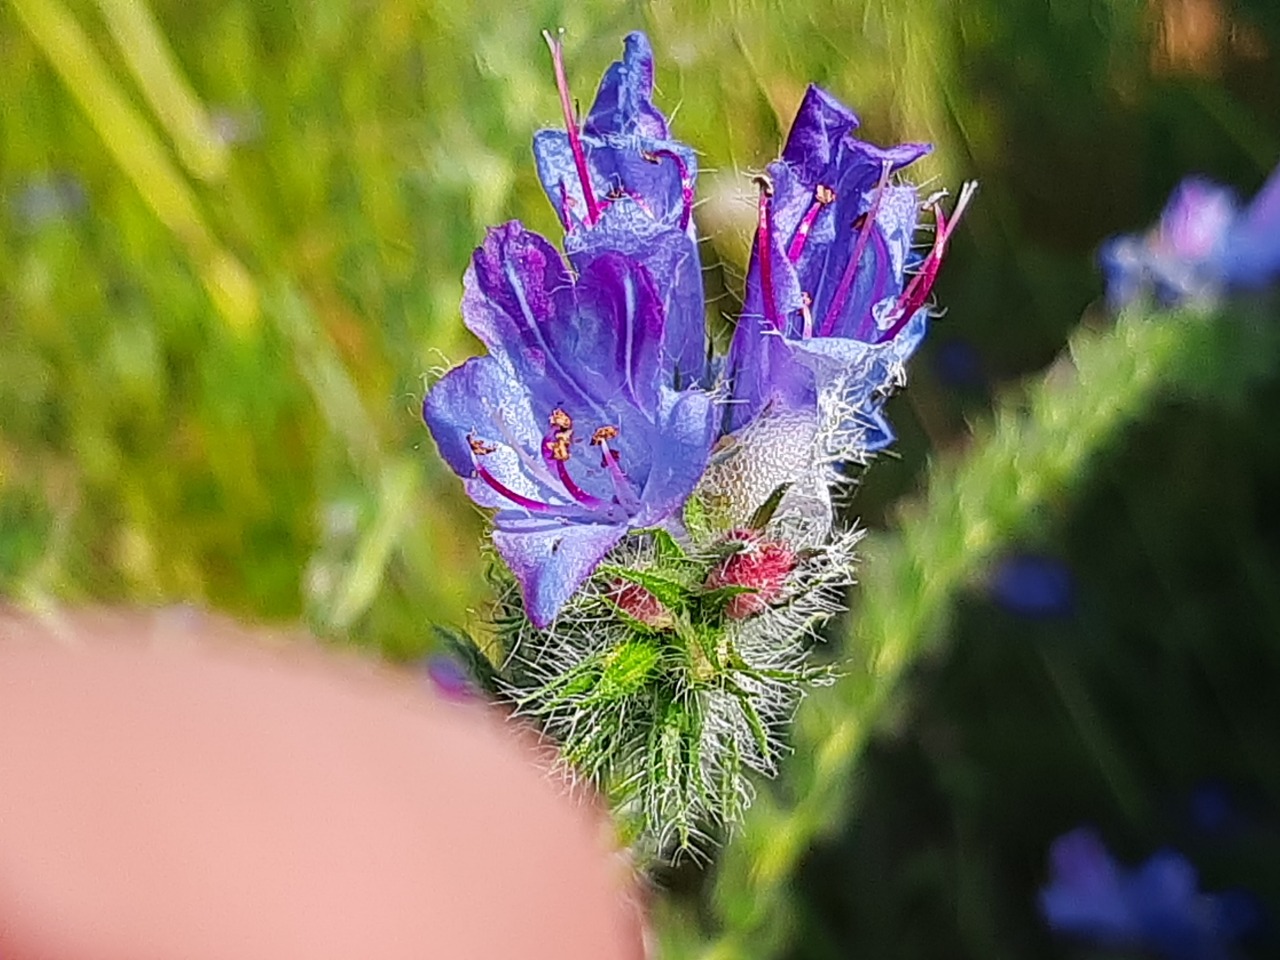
[596,439,640,509]
[543,30,600,227]
[554,459,609,509]
[878,182,977,343]
[755,184,783,332]
[474,463,562,514]
[646,149,694,231]
[787,193,831,263]
[817,162,891,338]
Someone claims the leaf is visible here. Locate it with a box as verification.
[748,481,792,530]
[599,564,691,610]
[599,639,662,698]
[631,526,689,562]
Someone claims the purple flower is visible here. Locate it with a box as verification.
[424,222,714,628]
[424,654,473,701]
[1040,826,1257,960]
[724,85,974,452]
[1102,162,1280,308]
[533,32,706,388]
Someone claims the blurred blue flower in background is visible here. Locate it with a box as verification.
[932,337,987,391]
[1040,826,1262,960]
[8,173,87,231]
[1185,780,1244,840]
[1101,162,1280,309]
[986,552,1076,619]
[424,654,473,701]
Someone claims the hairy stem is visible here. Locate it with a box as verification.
[659,302,1280,958]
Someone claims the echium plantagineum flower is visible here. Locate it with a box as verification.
[724,86,977,461]
[1102,160,1280,309]
[423,221,714,628]
[533,31,707,389]
[424,31,969,864]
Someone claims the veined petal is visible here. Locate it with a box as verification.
[566,210,707,389]
[492,517,627,628]
[635,386,716,525]
[779,86,860,185]
[462,221,611,419]
[584,32,669,139]
[725,82,940,454]
[533,32,698,239]
[423,355,564,510]
[724,221,808,433]
[570,250,666,416]
[532,130,697,235]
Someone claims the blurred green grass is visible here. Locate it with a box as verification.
[4,0,1280,955]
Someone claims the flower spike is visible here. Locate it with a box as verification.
[424,34,968,863]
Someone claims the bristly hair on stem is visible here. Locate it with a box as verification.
[455,520,859,865]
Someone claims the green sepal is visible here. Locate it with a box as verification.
[748,482,792,530]
[630,526,689,563]
[599,564,693,610]
[598,638,663,699]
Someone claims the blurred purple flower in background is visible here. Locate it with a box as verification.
[1040,826,1261,960]
[724,84,975,454]
[8,173,87,231]
[424,654,473,701]
[1101,162,1280,308]
[423,222,714,628]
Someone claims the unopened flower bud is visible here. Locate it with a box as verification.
[610,580,676,630]
[706,531,797,619]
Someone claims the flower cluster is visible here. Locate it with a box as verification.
[1102,162,1280,309]
[424,31,971,860]
[1040,826,1260,960]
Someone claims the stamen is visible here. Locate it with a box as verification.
[851,228,894,341]
[879,180,978,343]
[800,292,815,339]
[473,462,566,515]
[542,30,600,227]
[553,458,610,509]
[597,184,655,219]
[544,432,573,462]
[643,149,694,231]
[468,434,497,456]
[818,162,892,338]
[537,407,609,510]
[753,175,783,332]
[591,426,640,509]
[544,407,575,463]
[549,408,573,432]
[590,425,619,446]
[786,184,836,262]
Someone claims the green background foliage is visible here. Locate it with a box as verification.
[3,0,1279,955]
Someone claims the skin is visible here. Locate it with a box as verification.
[0,607,646,960]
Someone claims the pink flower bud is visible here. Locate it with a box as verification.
[705,530,797,620]
[609,580,675,630]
